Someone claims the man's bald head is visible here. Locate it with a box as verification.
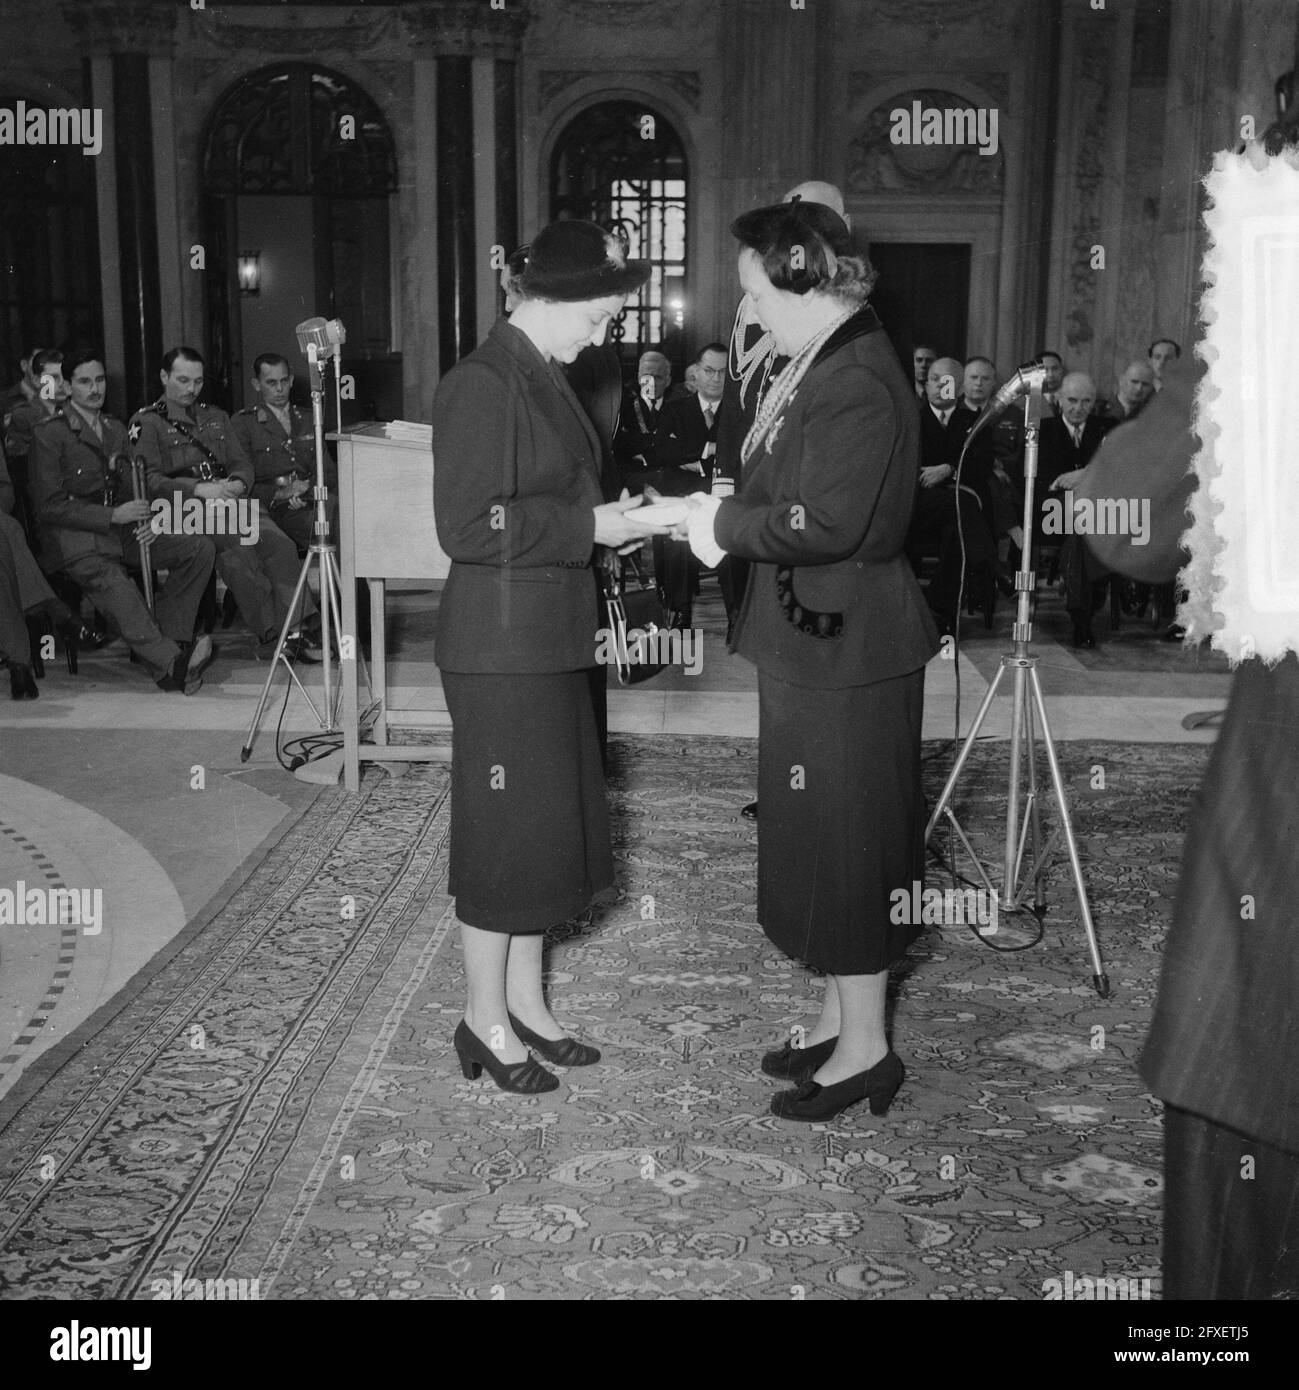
[1117,360,1155,410]
[637,351,671,400]
[926,357,963,408]
[1059,371,1096,427]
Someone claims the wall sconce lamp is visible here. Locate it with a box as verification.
[237,252,261,296]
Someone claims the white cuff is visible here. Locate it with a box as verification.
[686,492,726,568]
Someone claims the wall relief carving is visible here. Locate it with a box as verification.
[847,89,1004,195]
[850,71,1010,111]
[403,1,530,56]
[865,0,1004,42]
[192,8,400,56]
[1064,37,1113,353]
[541,68,699,108]
[61,0,177,56]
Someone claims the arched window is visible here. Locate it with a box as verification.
[550,100,688,369]
[0,94,102,379]
[201,64,398,411]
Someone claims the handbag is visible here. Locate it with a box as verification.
[601,552,675,685]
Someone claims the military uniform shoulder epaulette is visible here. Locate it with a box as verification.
[34,411,67,428]
[127,400,168,443]
[129,398,168,423]
[233,405,256,416]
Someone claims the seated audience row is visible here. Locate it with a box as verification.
[0,346,330,699]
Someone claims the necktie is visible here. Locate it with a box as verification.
[703,405,715,430]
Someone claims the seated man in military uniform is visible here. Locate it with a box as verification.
[130,346,321,661]
[231,352,337,556]
[29,351,216,694]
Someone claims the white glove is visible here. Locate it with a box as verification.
[686,492,725,568]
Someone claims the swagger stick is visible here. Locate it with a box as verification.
[129,456,155,617]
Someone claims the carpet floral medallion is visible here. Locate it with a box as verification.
[0,735,1207,1300]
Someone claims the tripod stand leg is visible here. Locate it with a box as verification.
[925,659,1008,842]
[1027,663,1109,996]
[322,547,350,726]
[240,546,328,762]
[1022,689,1047,912]
[1002,660,1031,909]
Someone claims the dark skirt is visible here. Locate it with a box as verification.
[442,670,614,933]
[756,667,927,974]
[1162,1105,1299,1299]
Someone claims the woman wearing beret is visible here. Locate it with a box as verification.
[433,221,662,1095]
[683,201,940,1121]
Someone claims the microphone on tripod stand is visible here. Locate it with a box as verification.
[240,315,351,769]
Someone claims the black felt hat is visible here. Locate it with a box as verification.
[516,220,651,302]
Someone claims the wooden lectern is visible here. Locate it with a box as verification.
[334,422,449,791]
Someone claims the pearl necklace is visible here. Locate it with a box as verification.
[740,307,853,466]
[728,296,778,413]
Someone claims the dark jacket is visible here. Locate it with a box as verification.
[918,400,994,489]
[29,405,134,569]
[715,307,940,689]
[1034,414,1112,491]
[612,390,665,477]
[652,392,720,493]
[432,319,603,674]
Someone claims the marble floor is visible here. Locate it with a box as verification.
[0,573,1230,1101]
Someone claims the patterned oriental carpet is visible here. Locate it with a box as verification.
[0,734,1206,1301]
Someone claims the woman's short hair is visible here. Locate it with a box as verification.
[731,202,877,305]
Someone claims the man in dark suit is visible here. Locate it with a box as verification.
[906,355,997,631]
[641,342,726,628]
[613,350,671,490]
[911,344,937,401]
[653,342,725,492]
[1035,371,1115,645]
[1097,359,1156,427]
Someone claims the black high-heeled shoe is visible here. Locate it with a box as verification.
[760,1034,838,1080]
[507,1012,600,1067]
[453,1020,559,1094]
[770,1050,905,1121]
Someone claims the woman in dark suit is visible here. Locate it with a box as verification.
[433,221,661,1095]
[682,201,940,1120]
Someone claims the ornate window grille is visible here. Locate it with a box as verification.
[549,101,688,369]
[203,65,396,197]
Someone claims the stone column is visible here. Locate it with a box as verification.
[436,54,476,368]
[407,2,529,372]
[717,0,824,303]
[63,1,176,412]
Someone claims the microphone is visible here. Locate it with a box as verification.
[295,318,346,389]
[966,357,1049,443]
